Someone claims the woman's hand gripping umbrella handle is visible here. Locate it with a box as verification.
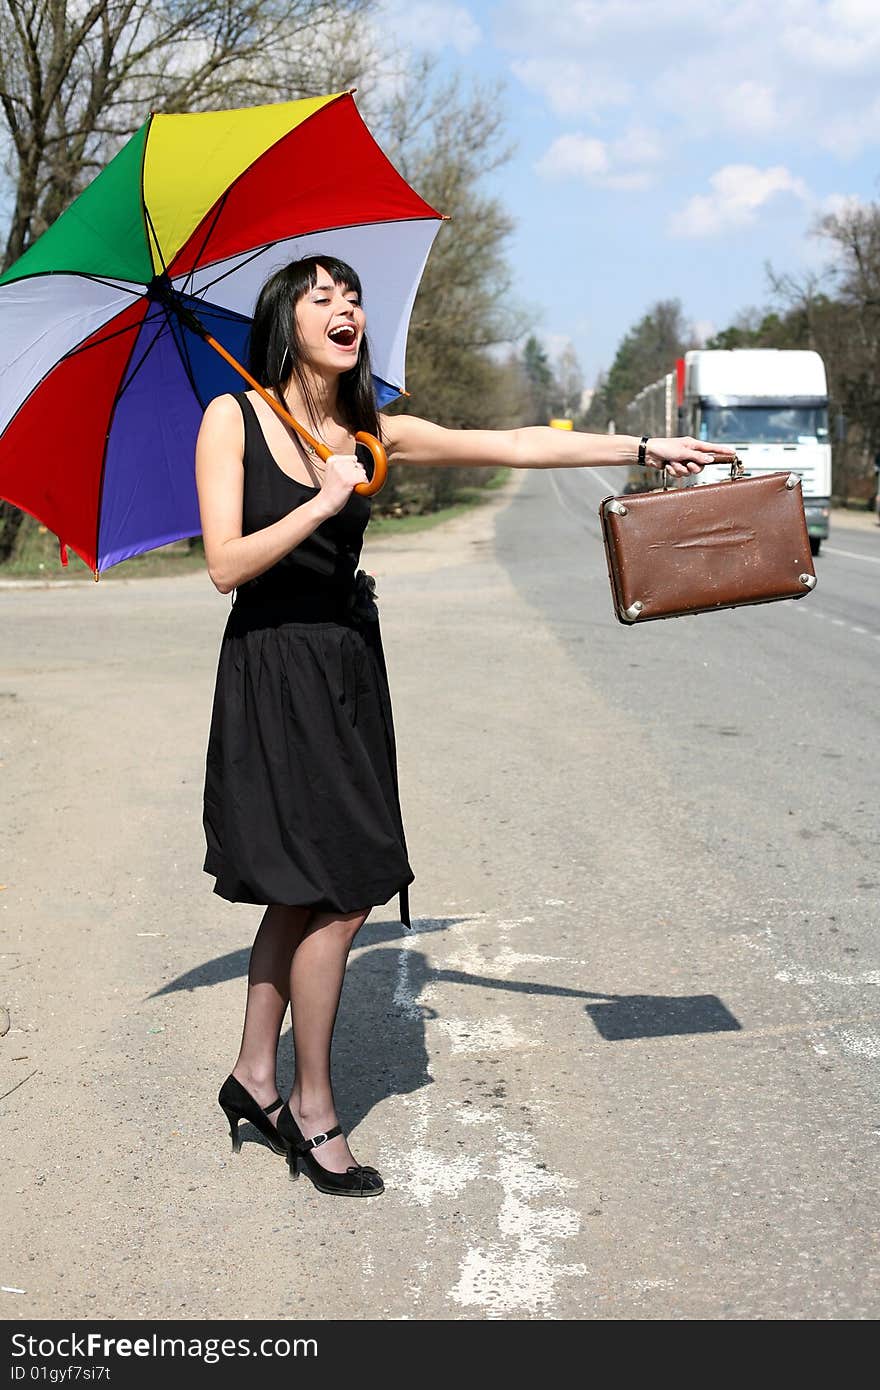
[203,333,387,496]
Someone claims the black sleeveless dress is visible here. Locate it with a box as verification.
[202,392,413,927]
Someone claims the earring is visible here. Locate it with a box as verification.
[280,345,291,376]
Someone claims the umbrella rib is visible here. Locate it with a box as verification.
[59,313,152,364]
[180,193,229,297]
[113,308,173,403]
[144,201,170,277]
[178,295,252,328]
[183,239,282,299]
[0,268,145,297]
[82,275,146,299]
[167,302,207,410]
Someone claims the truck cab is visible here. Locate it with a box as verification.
[681,349,831,554]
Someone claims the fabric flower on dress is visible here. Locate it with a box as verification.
[348,569,379,624]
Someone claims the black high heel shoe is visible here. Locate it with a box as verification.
[275,1103,385,1197]
[218,1074,287,1157]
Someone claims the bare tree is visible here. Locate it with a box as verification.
[553,343,583,420]
[376,67,527,511]
[763,206,880,500]
[379,66,521,360]
[811,205,880,476]
[0,0,370,270]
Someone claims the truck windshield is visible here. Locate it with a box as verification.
[700,406,829,444]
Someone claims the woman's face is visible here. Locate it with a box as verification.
[292,265,365,375]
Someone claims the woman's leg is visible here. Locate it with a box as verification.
[286,907,370,1172]
[231,903,309,1113]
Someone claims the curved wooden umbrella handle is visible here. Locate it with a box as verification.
[202,332,388,495]
[353,432,388,495]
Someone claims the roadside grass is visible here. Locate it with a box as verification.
[0,469,513,581]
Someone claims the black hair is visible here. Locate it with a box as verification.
[247,255,380,440]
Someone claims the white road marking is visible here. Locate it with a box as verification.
[397,1144,483,1206]
[434,1013,541,1054]
[837,1031,880,1060]
[392,934,421,1020]
[548,465,625,514]
[388,908,591,1317]
[493,945,589,976]
[448,1109,588,1317]
[824,546,880,565]
[809,613,880,640]
[580,466,618,494]
[775,969,880,987]
[548,467,580,519]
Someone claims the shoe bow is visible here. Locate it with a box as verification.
[345,1163,383,1193]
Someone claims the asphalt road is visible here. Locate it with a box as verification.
[2,471,878,1322]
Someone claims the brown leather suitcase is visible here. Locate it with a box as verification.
[599,464,817,625]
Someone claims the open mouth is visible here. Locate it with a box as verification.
[327,323,358,349]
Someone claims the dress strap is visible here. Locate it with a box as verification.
[232,390,261,453]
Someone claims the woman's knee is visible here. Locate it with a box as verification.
[301,905,371,943]
[338,907,371,942]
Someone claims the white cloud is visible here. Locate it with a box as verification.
[783,0,880,73]
[510,57,632,117]
[668,164,810,238]
[714,81,782,137]
[611,126,663,166]
[535,125,663,187]
[816,93,880,159]
[602,171,656,191]
[690,319,716,345]
[495,0,880,155]
[535,133,608,180]
[379,1,481,55]
[819,192,868,218]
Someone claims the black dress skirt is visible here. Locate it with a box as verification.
[202,392,413,927]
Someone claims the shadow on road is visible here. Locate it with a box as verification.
[150,915,741,1150]
[148,913,459,999]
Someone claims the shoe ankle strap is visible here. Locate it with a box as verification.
[300,1125,342,1152]
[263,1097,283,1115]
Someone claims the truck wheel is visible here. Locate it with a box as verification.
[810,536,821,556]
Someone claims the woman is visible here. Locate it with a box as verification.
[195,254,734,1199]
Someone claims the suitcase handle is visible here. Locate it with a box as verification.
[662,453,744,490]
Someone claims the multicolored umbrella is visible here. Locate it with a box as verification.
[0,91,443,575]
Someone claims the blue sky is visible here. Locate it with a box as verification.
[381,0,880,387]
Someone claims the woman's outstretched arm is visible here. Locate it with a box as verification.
[382,414,737,478]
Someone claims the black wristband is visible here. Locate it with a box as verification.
[637,434,650,466]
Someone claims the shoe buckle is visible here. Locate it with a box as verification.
[309,1132,330,1149]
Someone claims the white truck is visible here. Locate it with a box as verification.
[679,349,832,555]
[622,349,832,554]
